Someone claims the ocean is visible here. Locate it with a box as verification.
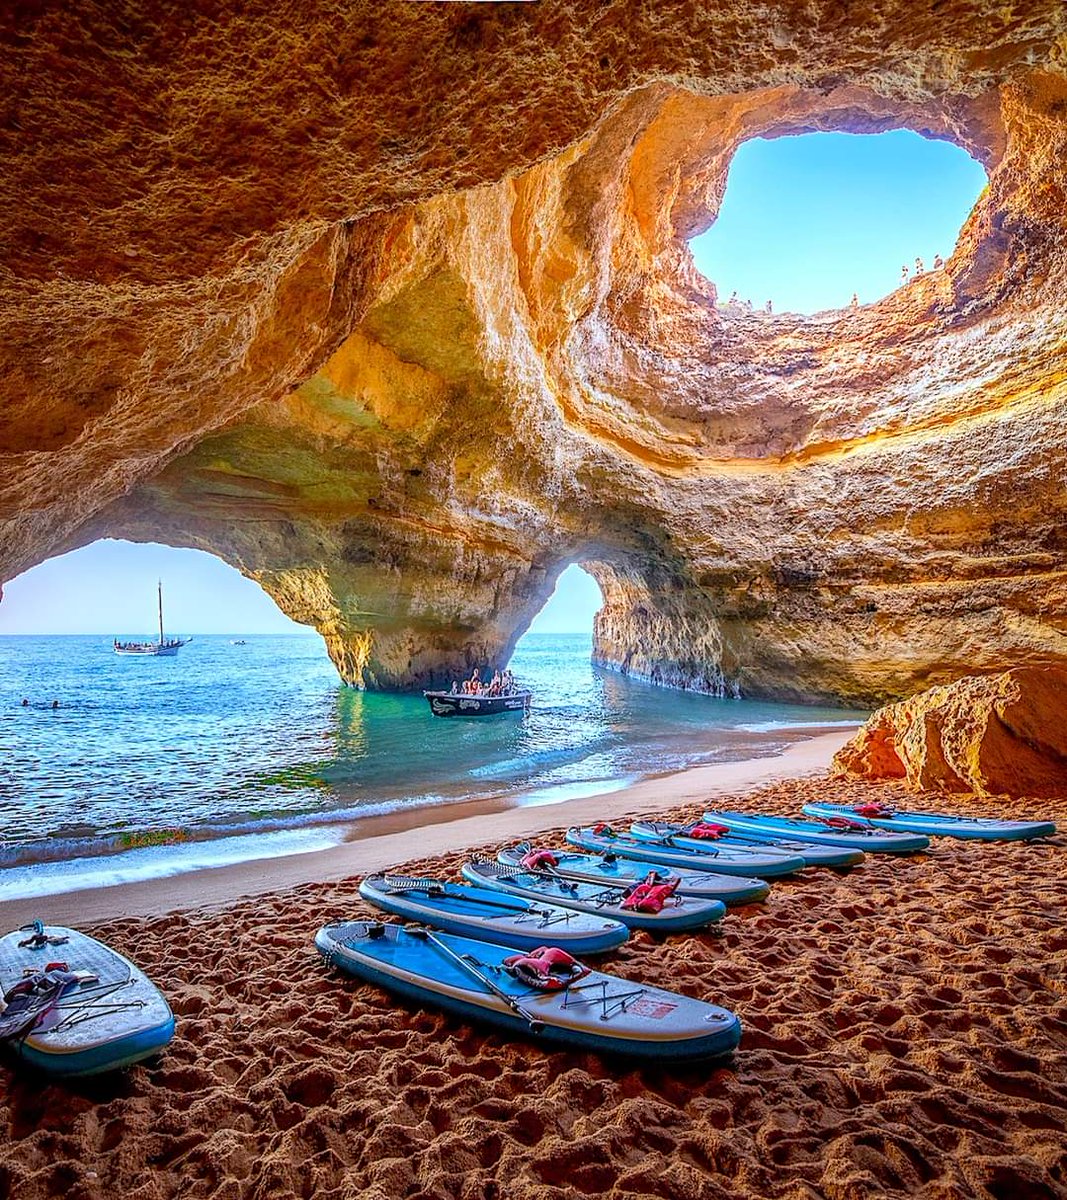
[0,633,865,899]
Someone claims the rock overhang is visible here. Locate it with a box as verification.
[2,4,1066,703]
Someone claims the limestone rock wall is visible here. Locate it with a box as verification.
[832,667,1067,798]
[3,5,1067,700]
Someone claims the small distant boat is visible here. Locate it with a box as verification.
[229,639,247,646]
[423,690,531,717]
[113,581,191,657]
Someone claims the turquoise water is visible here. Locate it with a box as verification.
[0,634,864,898]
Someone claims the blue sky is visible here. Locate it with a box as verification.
[0,543,605,636]
[1,132,984,635]
[689,130,986,313]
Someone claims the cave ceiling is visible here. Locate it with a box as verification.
[2,2,1067,703]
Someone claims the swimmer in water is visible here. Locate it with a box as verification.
[51,699,60,710]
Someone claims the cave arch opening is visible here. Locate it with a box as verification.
[515,563,605,646]
[688,129,987,315]
[0,538,321,640]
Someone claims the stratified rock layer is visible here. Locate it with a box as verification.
[833,666,1067,798]
[3,5,1067,699]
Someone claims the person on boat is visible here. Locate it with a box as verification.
[450,680,459,695]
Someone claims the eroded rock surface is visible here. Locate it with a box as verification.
[832,666,1067,798]
[3,5,1067,699]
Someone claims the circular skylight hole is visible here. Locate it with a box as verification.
[689,130,987,315]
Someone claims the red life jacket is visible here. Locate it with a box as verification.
[592,823,615,836]
[817,815,866,830]
[520,848,558,871]
[854,802,894,818]
[621,872,680,913]
[685,822,730,840]
[502,945,590,990]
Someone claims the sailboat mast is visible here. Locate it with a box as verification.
[158,579,164,644]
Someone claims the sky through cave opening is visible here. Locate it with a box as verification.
[0,539,317,637]
[689,130,987,315]
[520,563,604,641]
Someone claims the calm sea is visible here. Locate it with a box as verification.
[0,634,864,899]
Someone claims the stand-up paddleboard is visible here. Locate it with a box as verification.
[703,809,930,853]
[316,921,741,1062]
[801,801,1058,842]
[630,820,865,869]
[0,922,175,1077]
[567,824,806,878]
[359,875,629,954]
[498,843,770,906]
[461,858,726,932]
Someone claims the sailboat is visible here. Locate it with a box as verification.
[113,581,191,656]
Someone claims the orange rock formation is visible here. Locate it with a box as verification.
[832,666,1067,798]
[2,4,1067,699]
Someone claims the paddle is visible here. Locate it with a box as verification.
[500,854,669,892]
[470,858,636,913]
[475,856,630,895]
[378,876,561,920]
[405,926,545,1032]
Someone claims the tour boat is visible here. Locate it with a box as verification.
[113,582,191,656]
[423,690,531,717]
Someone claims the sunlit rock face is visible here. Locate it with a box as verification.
[3,5,1067,700]
[832,667,1067,799]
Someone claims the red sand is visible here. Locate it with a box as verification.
[1,770,1065,1199]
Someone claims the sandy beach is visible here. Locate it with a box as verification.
[2,732,1065,1200]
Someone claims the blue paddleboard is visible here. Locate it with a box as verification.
[567,825,806,878]
[0,923,174,1077]
[461,859,726,931]
[359,875,628,953]
[801,802,1057,842]
[629,820,865,869]
[498,843,770,905]
[316,921,741,1061]
[702,809,930,853]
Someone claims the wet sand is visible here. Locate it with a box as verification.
[1,747,1065,1199]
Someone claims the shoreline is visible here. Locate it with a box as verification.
[0,727,856,928]
[2,730,1064,1199]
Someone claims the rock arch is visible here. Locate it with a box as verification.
[2,6,1067,702]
